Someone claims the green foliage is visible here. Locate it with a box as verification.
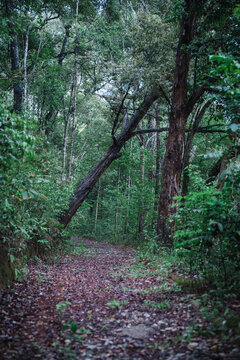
[0,103,71,284]
[210,53,240,124]
[193,293,240,344]
[106,299,128,310]
[144,299,171,310]
[56,301,72,317]
[174,165,240,291]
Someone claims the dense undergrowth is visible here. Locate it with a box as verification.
[174,165,240,294]
[0,103,70,286]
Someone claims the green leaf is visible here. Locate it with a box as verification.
[217,222,223,232]
[70,322,78,334]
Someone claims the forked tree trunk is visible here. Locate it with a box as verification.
[59,86,160,227]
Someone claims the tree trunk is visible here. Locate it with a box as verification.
[23,23,30,110]
[59,86,160,227]
[153,108,161,214]
[138,132,145,237]
[124,137,132,236]
[114,166,121,237]
[67,0,79,183]
[62,81,74,181]
[58,25,71,66]
[93,179,101,236]
[59,27,73,182]
[157,0,197,242]
[11,32,22,112]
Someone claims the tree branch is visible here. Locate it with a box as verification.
[185,77,216,116]
[131,126,227,137]
[159,84,171,107]
[111,85,130,142]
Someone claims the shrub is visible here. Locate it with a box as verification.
[174,163,240,292]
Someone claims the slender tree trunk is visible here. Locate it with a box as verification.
[23,23,30,109]
[11,32,22,112]
[62,81,74,181]
[93,179,101,236]
[154,108,161,214]
[44,111,53,138]
[58,25,71,66]
[124,138,132,236]
[114,165,121,237]
[58,27,73,182]
[67,0,79,183]
[138,134,145,236]
[59,86,160,227]
[157,0,197,242]
[62,112,71,181]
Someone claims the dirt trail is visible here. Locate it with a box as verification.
[0,238,239,359]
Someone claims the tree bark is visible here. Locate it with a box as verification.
[67,0,79,183]
[59,86,160,227]
[138,130,145,237]
[62,78,74,181]
[59,26,73,182]
[114,166,121,237]
[23,23,30,110]
[93,179,101,236]
[124,137,132,236]
[11,32,22,112]
[153,108,161,214]
[157,0,198,242]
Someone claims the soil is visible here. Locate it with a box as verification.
[0,238,239,359]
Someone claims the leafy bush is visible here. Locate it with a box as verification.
[174,163,240,291]
[0,103,70,284]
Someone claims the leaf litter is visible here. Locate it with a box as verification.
[0,238,239,359]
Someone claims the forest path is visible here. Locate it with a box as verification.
[0,238,239,359]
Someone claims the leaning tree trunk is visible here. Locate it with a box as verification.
[59,86,160,227]
[157,0,197,242]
